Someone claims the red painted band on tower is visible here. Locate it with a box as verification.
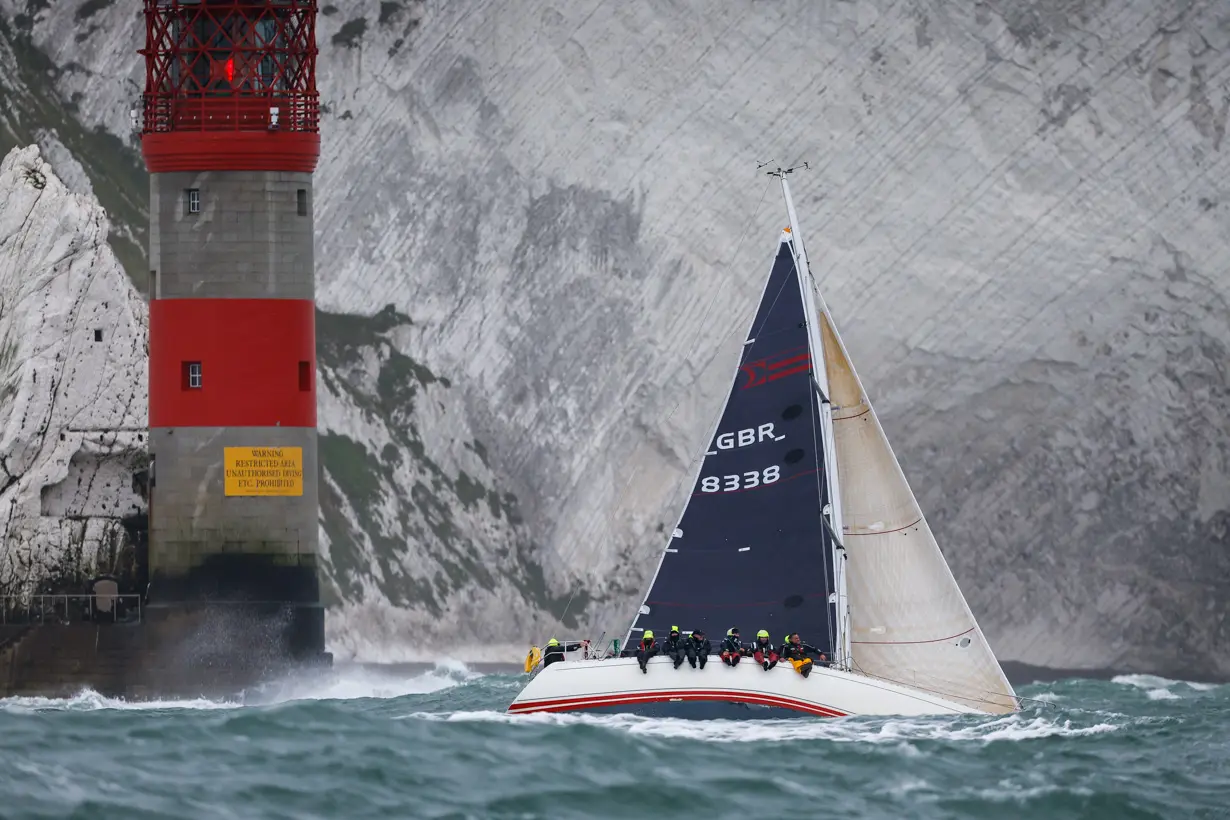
[142,132,320,174]
[150,299,317,428]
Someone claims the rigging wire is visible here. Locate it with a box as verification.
[805,365,837,660]
[548,174,778,638]
[779,210,843,665]
[778,174,843,667]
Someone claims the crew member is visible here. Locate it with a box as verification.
[752,629,778,670]
[636,631,658,673]
[662,626,687,669]
[780,633,824,678]
[720,628,746,666]
[542,637,589,667]
[685,628,711,669]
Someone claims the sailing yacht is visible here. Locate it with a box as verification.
[507,169,1019,719]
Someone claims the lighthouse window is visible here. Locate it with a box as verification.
[186,188,201,214]
[297,189,308,216]
[299,361,311,391]
[183,361,203,390]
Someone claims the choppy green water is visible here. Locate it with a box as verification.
[1,665,1225,819]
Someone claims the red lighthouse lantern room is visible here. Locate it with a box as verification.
[139,0,326,672]
[141,0,320,171]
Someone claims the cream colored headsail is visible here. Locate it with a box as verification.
[818,313,1018,715]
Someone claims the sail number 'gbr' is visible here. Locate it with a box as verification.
[713,423,784,451]
[699,466,781,493]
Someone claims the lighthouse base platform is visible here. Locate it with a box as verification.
[0,602,331,700]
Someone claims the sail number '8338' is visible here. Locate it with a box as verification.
[700,466,780,493]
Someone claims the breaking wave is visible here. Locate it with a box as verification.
[0,689,233,713]
[1110,673,1223,703]
[0,660,481,713]
[406,703,1121,744]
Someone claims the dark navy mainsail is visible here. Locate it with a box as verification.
[630,237,838,655]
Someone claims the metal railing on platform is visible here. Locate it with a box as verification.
[0,594,143,626]
[142,94,320,133]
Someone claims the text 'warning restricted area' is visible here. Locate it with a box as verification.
[224,446,303,496]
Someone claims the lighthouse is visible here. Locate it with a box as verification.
[138,0,327,678]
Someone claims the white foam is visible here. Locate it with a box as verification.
[893,741,923,758]
[1145,688,1179,701]
[404,709,1120,744]
[972,782,1094,803]
[0,662,481,712]
[243,658,479,708]
[255,661,480,703]
[1111,674,1183,690]
[0,689,236,713]
[889,778,930,796]
[1111,674,1223,700]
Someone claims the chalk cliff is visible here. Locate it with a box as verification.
[0,145,147,600]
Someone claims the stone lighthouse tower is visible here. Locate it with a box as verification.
[138,0,326,680]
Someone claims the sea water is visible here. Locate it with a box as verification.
[0,664,1225,819]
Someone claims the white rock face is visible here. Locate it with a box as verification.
[0,145,148,599]
[313,307,574,661]
[4,1,1229,676]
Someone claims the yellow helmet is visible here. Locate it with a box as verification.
[670,625,680,633]
[547,638,559,646]
[756,629,769,638]
[643,630,655,640]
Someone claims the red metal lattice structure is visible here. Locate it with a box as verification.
[141,0,320,173]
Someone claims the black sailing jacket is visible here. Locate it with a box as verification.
[780,641,824,662]
[542,641,584,667]
[687,634,712,657]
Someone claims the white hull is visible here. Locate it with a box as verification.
[507,657,985,718]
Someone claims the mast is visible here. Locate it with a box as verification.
[773,167,852,670]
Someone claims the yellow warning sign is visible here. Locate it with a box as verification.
[224,447,303,497]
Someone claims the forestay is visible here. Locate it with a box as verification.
[627,238,839,655]
[818,312,1018,714]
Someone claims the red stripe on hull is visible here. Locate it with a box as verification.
[508,689,848,718]
[150,299,316,428]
